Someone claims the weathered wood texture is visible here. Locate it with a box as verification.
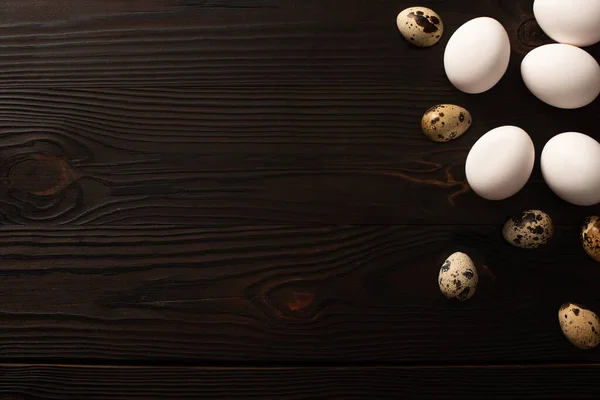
[0,0,596,224]
[0,225,597,363]
[1,364,600,399]
[0,86,598,225]
[1,0,599,396]
[0,0,541,87]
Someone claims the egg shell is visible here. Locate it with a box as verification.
[534,0,600,47]
[421,104,472,142]
[559,303,600,350]
[502,210,554,249]
[438,252,478,301]
[521,44,600,109]
[541,132,600,206]
[465,126,535,201]
[444,17,510,94]
[396,7,443,47]
[581,216,600,262]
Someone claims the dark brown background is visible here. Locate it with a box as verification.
[0,0,599,398]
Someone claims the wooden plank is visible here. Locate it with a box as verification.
[0,224,597,363]
[0,363,599,399]
[0,87,598,225]
[0,0,539,87]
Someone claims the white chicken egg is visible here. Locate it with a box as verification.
[534,0,600,47]
[541,132,600,206]
[521,44,600,109]
[465,126,535,201]
[444,17,511,94]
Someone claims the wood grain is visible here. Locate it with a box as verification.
[0,364,600,399]
[0,87,598,225]
[0,0,534,87]
[0,0,599,394]
[0,224,597,363]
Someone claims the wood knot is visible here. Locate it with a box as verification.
[517,19,553,47]
[264,285,321,321]
[5,154,79,196]
[288,291,314,311]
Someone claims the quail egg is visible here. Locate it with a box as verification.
[421,104,472,142]
[438,252,478,301]
[502,210,554,249]
[581,216,600,262]
[397,7,444,47]
[559,303,600,350]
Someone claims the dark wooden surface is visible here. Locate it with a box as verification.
[1,0,600,397]
[0,224,599,364]
[0,364,599,399]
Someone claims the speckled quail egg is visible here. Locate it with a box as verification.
[582,216,600,263]
[502,210,554,249]
[559,303,600,350]
[438,252,478,301]
[421,104,472,142]
[397,7,444,47]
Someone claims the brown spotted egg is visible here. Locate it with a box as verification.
[559,303,600,350]
[438,252,478,301]
[581,216,600,262]
[396,7,444,47]
[502,210,554,249]
[421,104,472,142]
